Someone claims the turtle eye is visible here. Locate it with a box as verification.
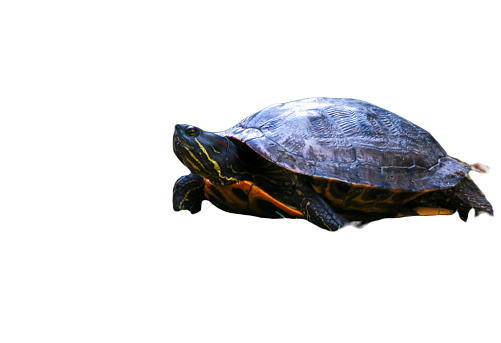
[185,126,198,137]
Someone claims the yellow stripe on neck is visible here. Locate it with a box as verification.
[195,138,237,183]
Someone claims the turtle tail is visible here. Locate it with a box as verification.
[449,177,493,222]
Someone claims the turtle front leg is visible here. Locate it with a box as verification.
[292,177,348,231]
[173,174,206,214]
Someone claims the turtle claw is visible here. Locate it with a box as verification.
[174,196,203,214]
[470,163,490,173]
[294,178,348,232]
[173,174,206,214]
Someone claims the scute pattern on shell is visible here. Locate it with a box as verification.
[219,98,470,191]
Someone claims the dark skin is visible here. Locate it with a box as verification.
[173,124,348,231]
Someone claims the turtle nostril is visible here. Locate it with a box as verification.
[175,124,188,137]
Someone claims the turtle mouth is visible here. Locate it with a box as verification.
[173,138,192,167]
[173,136,198,152]
[173,136,183,150]
[173,135,200,154]
[173,136,183,147]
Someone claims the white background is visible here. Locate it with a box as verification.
[1,1,500,342]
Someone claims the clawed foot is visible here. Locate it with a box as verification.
[305,205,348,231]
[173,174,206,214]
[294,179,349,232]
[173,197,203,214]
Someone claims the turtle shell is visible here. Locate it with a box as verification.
[219,97,470,191]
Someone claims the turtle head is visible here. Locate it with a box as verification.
[173,124,242,185]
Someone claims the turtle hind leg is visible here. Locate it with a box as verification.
[450,177,493,222]
[173,174,206,214]
[406,177,493,222]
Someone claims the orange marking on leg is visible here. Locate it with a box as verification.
[396,207,453,218]
[248,183,304,218]
[204,179,304,218]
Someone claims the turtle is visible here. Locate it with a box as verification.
[172,97,493,231]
